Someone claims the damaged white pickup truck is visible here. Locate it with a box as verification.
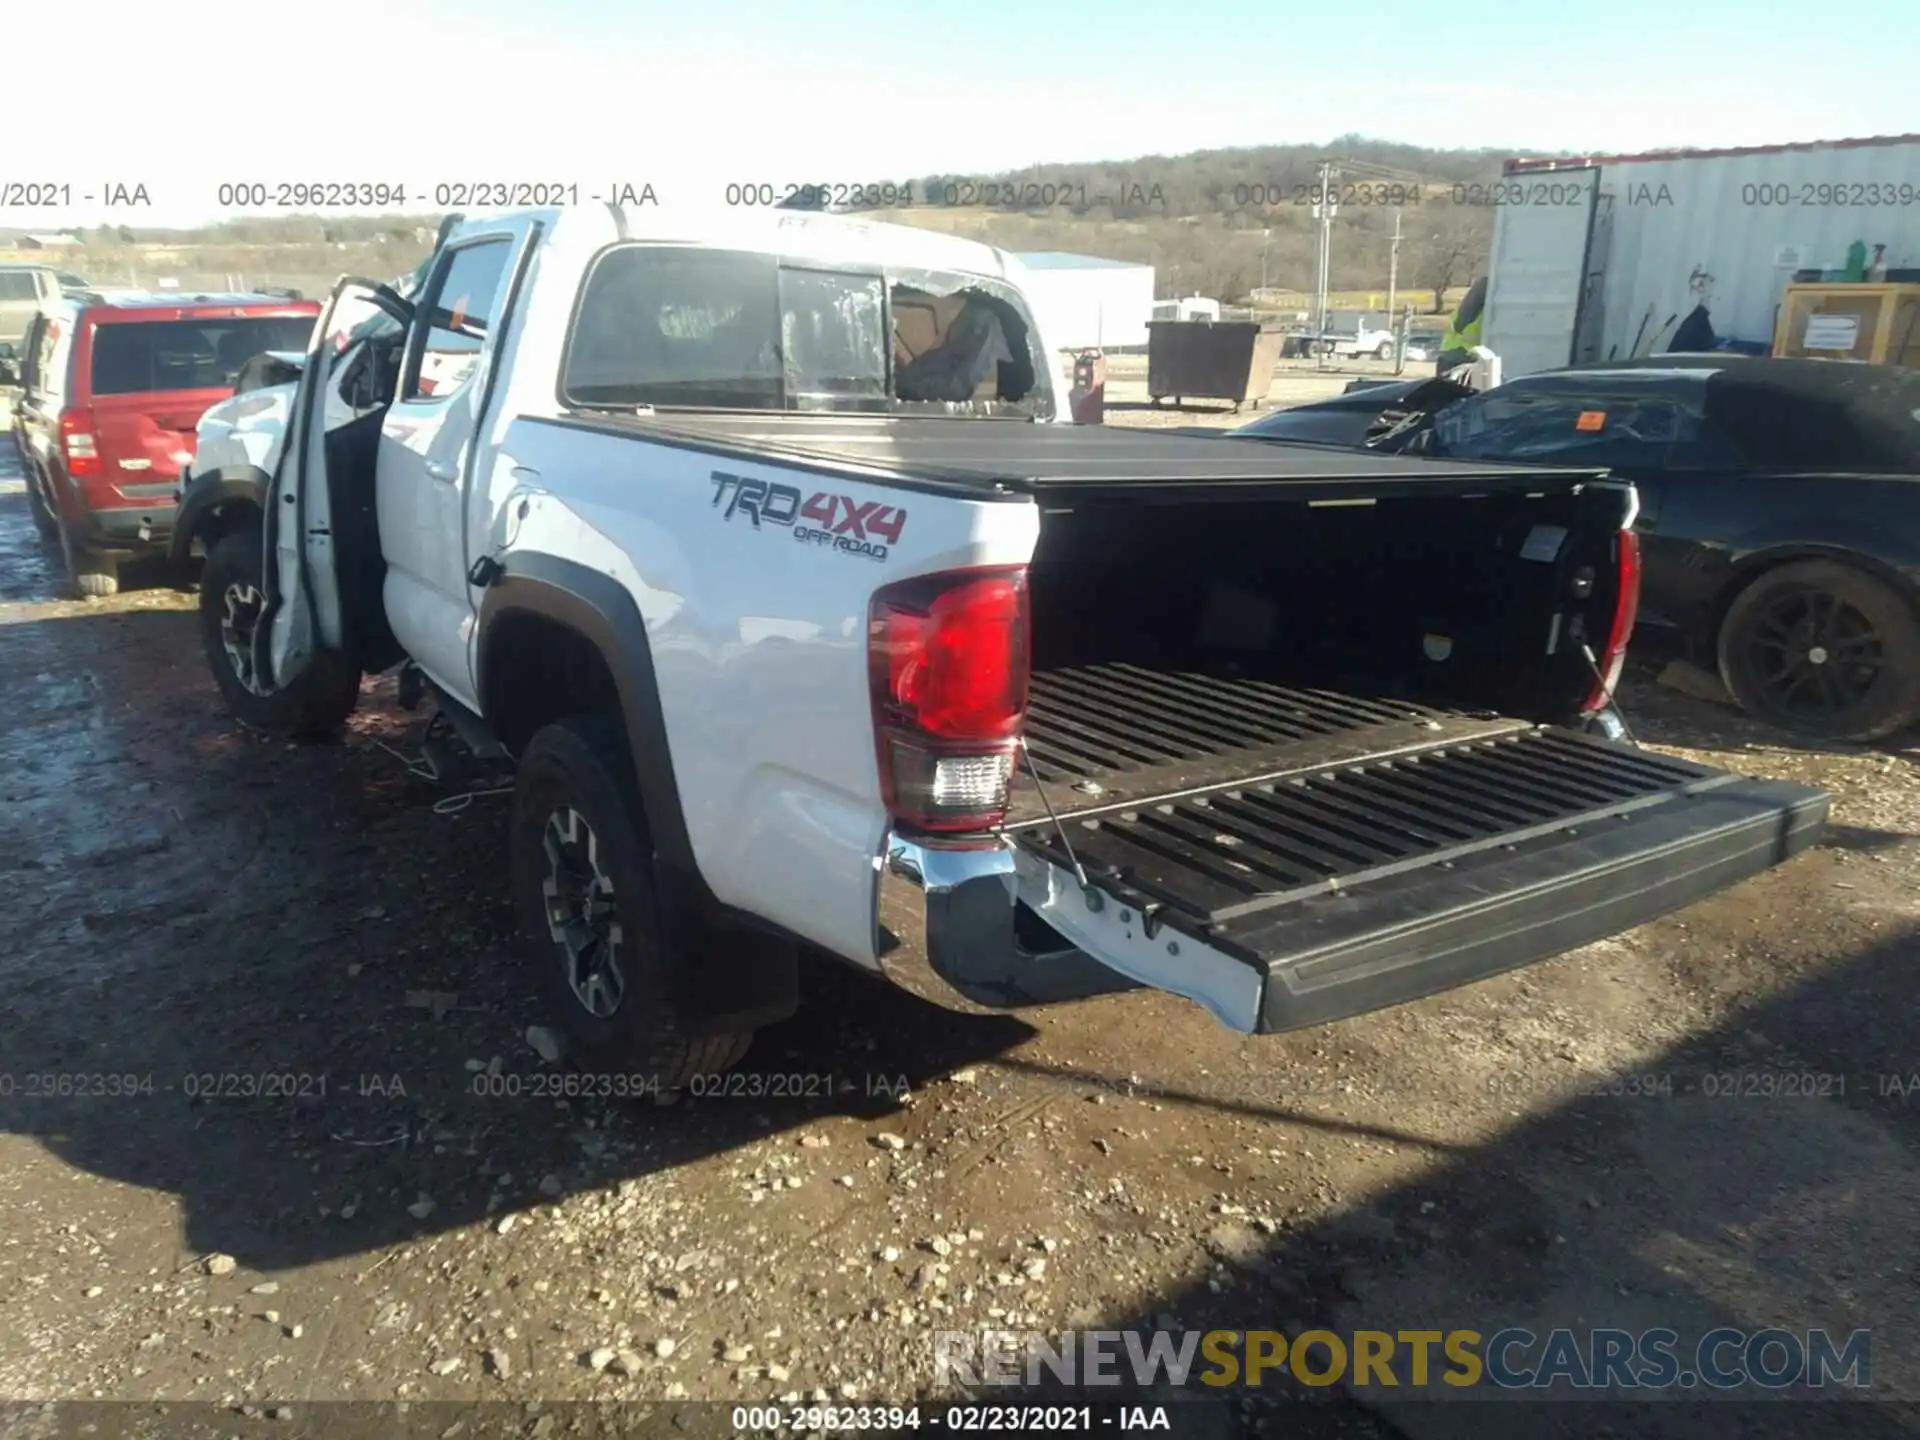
[175,204,1828,1085]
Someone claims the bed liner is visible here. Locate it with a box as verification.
[1008,663,1528,825]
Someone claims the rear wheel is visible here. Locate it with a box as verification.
[1718,559,1920,742]
[26,471,59,540]
[198,528,360,735]
[62,529,119,598]
[510,714,755,1088]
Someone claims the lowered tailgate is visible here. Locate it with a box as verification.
[1007,728,1828,1033]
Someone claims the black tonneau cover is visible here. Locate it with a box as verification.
[544,412,1609,501]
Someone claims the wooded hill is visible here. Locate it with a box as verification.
[892,135,1541,308]
[13,136,1555,308]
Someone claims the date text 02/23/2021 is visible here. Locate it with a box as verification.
[731,1405,1171,1432]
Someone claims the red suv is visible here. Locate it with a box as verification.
[13,292,320,596]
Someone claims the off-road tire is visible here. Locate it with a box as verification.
[1718,559,1920,742]
[199,528,361,735]
[26,472,59,540]
[62,529,119,598]
[510,713,754,1089]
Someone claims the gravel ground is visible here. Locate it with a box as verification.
[3,433,1918,1439]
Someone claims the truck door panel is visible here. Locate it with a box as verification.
[378,230,526,708]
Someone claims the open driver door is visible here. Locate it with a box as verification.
[260,276,412,689]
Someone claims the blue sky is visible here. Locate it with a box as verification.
[15,0,1918,226]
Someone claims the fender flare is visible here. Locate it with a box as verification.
[474,551,701,890]
[169,465,270,567]
[475,553,800,1032]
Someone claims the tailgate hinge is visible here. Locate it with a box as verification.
[1140,902,1165,941]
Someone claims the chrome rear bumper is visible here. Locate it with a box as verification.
[874,832,1139,1013]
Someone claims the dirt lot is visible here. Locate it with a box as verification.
[3,434,1919,1437]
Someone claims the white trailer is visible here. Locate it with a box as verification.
[1482,132,1920,378]
[1009,251,1155,351]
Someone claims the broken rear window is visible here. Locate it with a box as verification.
[561,245,1052,417]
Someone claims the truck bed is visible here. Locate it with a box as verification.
[538,412,1607,500]
[1007,662,1767,945]
[1009,663,1528,824]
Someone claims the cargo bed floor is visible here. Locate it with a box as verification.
[1008,662,1527,824]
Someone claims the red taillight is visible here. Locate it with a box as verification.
[869,568,1030,833]
[58,407,100,478]
[1584,528,1642,713]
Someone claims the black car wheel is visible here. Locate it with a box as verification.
[510,713,754,1087]
[198,528,360,735]
[26,470,59,540]
[1718,559,1920,742]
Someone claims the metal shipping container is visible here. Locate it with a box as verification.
[1482,133,1920,378]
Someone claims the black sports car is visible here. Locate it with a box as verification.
[1231,358,1920,742]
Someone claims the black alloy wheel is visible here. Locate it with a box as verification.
[1718,559,1920,742]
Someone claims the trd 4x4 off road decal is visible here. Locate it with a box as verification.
[710,471,906,562]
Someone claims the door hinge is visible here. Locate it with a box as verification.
[467,554,505,588]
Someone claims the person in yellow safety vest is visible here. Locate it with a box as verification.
[1437,275,1487,375]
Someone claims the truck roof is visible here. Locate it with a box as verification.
[547,412,1608,501]
[448,204,1019,283]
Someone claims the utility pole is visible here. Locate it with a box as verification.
[1386,210,1401,322]
[1303,155,1434,369]
[1386,209,1402,369]
[1260,228,1270,295]
[1310,161,1336,370]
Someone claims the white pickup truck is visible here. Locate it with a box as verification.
[174,204,1828,1086]
[1281,320,1397,361]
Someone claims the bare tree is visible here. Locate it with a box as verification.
[1409,201,1491,312]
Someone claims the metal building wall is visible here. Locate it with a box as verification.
[1572,140,1920,360]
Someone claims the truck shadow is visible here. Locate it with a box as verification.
[0,601,1043,1274]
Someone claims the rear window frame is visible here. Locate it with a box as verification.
[555,241,1055,420]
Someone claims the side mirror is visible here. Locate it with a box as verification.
[0,360,19,387]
